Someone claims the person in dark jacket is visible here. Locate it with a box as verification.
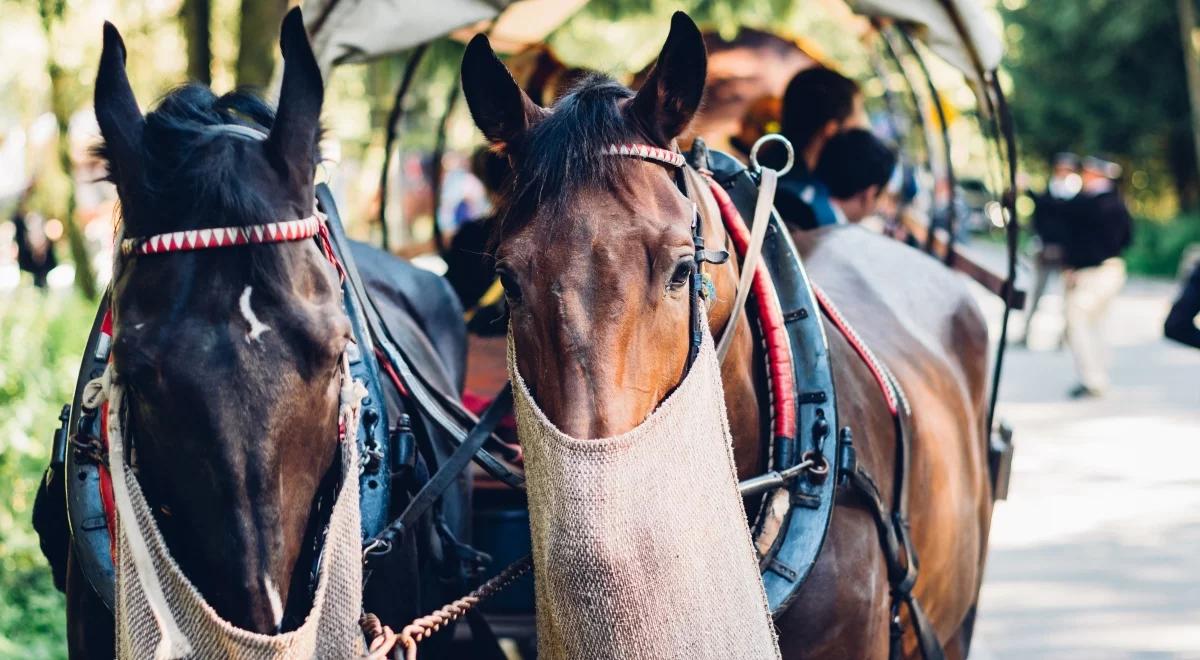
[1164,261,1200,349]
[812,129,897,225]
[775,67,865,231]
[443,148,507,308]
[1021,152,1081,345]
[1059,156,1133,397]
[442,147,512,335]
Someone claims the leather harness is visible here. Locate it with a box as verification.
[57,140,945,657]
[705,145,944,660]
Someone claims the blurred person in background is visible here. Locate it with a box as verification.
[730,95,782,159]
[775,67,866,230]
[10,187,57,289]
[1060,156,1132,398]
[437,151,487,234]
[1021,152,1082,346]
[812,128,898,225]
[443,147,510,335]
[1164,261,1200,350]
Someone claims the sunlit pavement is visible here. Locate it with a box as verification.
[970,273,1200,659]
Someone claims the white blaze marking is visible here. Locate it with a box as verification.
[264,574,283,629]
[238,286,270,342]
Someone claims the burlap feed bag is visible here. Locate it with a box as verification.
[91,366,366,660]
[510,325,781,660]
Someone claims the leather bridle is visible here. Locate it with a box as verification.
[601,143,730,372]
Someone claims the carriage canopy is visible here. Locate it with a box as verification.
[302,0,1002,82]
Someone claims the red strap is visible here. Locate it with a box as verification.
[95,312,119,561]
[374,347,410,397]
[93,310,119,559]
[707,179,797,440]
[97,400,117,561]
[812,285,899,416]
[317,222,347,282]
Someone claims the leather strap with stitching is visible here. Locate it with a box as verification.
[716,167,777,363]
[847,465,943,660]
[364,383,514,558]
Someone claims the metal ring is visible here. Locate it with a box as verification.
[749,133,795,177]
[801,450,830,484]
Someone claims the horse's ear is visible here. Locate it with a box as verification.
[267,7,323,187]
[628,12,707,146]
[461,34,545,151]
[95,22,144,186]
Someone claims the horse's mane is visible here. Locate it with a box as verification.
[96,84,311,233]
[96,85,326,303]
[495,73,645,241]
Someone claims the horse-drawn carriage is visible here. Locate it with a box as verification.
[34,1,1020,657]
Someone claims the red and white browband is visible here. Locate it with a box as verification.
[602,143,686,169]
[120,215,321,256]
[120,145,678,257]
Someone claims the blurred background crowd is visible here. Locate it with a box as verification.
[1,0,1199,657]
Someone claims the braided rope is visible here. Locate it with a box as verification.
[360,555,532,660]
[359,613,399,660]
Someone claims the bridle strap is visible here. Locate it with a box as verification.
[601,143,687,168]
[601,143,728,371]
[120,215,322,256]
[117,208,346,282]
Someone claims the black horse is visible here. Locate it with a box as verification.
[34,9,474,657]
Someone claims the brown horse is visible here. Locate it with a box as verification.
[62,10,470,656]
[461,12,992,658]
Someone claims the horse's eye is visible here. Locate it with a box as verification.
[498,270,522,303]
[667,259,694,291]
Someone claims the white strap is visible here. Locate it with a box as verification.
[100,370,194,659]
[716,168,778,363]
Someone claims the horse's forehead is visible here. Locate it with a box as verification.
[503,165,689,269]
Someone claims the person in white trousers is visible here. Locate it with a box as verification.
[1060,156,1133,398]
[1021,152,1081,346]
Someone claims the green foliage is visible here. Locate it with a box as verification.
[0,288,94,659]
[1125,215,1200,277]
[1002,0,1198,211]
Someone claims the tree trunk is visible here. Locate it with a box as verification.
[182,0,212,85]
[39,0,97,299]
[1178,0,1200,210]
[236,0,288,90]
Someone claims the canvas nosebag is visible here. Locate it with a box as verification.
[85,361,367,659]
[510,323,781,660]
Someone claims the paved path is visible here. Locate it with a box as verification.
[970,273,1200,659]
